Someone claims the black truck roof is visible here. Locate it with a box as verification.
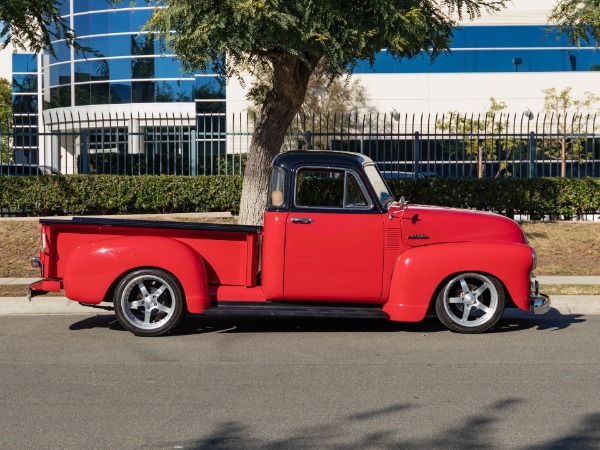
[271,150,375,172]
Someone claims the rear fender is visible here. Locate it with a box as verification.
[383,242,533,322]
[63,236,210,313]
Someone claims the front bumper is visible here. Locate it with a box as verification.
[530,279,551,315]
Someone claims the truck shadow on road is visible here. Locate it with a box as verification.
[68,308,585,335]
[159,399,600,450]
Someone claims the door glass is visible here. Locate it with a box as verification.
[296,169,344,208]
[345,172,370,208]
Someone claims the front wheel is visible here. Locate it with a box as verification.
[435,273,505,334]
[114,269,186,337]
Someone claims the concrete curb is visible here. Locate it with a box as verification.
[0,297,114,315]
[0,295,598,316]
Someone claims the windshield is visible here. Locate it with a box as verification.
[363,164,394,207]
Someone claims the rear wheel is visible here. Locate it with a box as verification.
[435,273,505,333]
[114,269,185,337]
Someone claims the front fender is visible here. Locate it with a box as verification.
[63,236,210,313]
[383,242,533,322]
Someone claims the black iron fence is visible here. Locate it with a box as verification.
[1,110,600,219]
[2,110,600,178]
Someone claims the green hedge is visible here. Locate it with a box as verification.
[1,175,599,219]
[0,175,243,216]
[386,177,600,220]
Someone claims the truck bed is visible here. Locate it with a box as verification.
[39,217,262,288]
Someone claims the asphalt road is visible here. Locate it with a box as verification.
[1,313,599,450]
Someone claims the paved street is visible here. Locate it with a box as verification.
[1,313,599,450]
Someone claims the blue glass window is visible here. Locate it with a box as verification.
[194,77,225,100]
[58,0,70,16]
[109,10,132,34]
[12,54,38,73]
[49,63,71,87]
[89,12,109,35]
[12,95,38,113]
[48,86,71,108]
[89,0,113,12]
[109,58,132,79]
[74,14,90,37]
[78,36,110,57]
[354,48,600,74]
[195,101,226,113]
[109,34,134,57]
[155,57,185,78]
[74,0,89,13]
[131,9,153,32]
[110,82,132,103]
[132,81,155,102]
[132,34,155,56]
[155,80,194,102]
[49,40,71,64]
[451,25,575,49]
[91,83,110,104]
[131,58,155,79]
[75,84,91,106]
[12,75,38,93]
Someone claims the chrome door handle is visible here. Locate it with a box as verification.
[291,218,313,224]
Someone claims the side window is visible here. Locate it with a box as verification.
[296,169,344,208]
[268,166,286,207]
[344,172,369,208]
[295,168,372,209]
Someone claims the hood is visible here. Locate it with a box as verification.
[393,204,527,247]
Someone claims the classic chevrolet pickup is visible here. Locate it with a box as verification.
[29,150,550,336]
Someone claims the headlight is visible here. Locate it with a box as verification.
[532,247,538,270]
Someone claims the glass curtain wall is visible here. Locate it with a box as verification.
[354,26,600,73]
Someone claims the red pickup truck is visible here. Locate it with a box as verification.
[29,151,550,336]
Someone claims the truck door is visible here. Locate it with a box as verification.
[283,167,384,303]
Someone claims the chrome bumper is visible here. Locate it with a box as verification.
[530,279,551,315]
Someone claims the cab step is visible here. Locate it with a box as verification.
[202,302,389,319]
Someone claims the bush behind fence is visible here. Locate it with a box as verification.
[2,175,599,220]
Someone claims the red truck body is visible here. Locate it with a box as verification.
[30,151,550,336]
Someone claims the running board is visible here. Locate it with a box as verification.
[202,303,389,319]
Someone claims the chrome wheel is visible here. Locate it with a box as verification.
[435,273,505,333]
[114,269,185,336]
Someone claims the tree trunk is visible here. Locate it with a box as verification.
[238,55,316,225]
[560,136,567,178]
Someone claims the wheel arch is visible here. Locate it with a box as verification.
[383,242,532,322]
[63,235,210,313]
[103,265,188,312]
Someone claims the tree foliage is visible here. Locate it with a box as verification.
[146,0,508,225]
[0,78,12,163]
[541,87,599,177]
[437,98,525,178]
[0,0,83,57]
[247,65,374,150]
[550,0,600,46]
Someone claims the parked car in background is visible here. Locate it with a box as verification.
[0,164,59,176]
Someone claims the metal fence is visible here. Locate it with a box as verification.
[1,111,600,178]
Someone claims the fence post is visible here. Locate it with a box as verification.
[413,131,421,177]
[190,129,198,176]
[305,131,313,150]
[528,131,536,179]
[79,131,89,174]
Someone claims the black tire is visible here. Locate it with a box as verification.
[113,269,185,337]
[435,272,505,334]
